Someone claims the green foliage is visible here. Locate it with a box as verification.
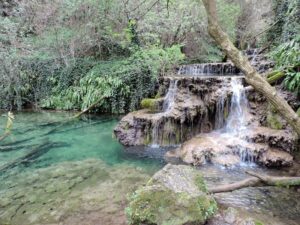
[270,36,300,95]
[267,0,300,44]
[284,71,300,95]
[217,0,240,41]
[255,221,264,225]
[41,46,184,113]
[0,0,241,111]
[271,36,300,69]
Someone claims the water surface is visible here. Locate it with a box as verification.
[0,111,299,225]
[0,111,163,225]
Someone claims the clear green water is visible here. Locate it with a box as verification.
[0,111,163,225]
[0,111,162,173]
[1,112,299,225]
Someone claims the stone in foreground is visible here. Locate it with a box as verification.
[126,164,217,225]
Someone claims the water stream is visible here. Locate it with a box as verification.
[162,79,178,112]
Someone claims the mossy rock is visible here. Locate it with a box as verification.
[126,164,217,225]
[297,107,300,117]
[140,98,160,112]
[266,104,284,130]
[266,112,284,130]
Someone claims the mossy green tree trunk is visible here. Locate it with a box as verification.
[201,0,300,136]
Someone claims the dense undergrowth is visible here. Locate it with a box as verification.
[267,0,300,96]
[0,0,299,112]
[0,0,241,112]
[41,46,184,113]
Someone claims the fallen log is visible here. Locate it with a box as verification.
[0,132,10,142]
[0,144,31,152]
[246,171,300,187]
[267,71,285,84]
[208,177,261,193]
[208,171,300,194]
[1,137,34,146]
[73,96,107,119]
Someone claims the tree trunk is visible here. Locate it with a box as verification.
[73,96,106,119]
[208,171,300,194]
[201,0,300,136]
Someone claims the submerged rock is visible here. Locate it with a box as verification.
[207,207,285,225]
[126,164,217,225]
[0,159,152,225]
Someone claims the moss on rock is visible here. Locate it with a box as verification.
[266,104,284,130]
[126,164,217,225]
[266,112,284,130]
[141,98,160,112]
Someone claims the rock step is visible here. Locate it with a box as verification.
[165,132,294,168]
[242,126,298,152]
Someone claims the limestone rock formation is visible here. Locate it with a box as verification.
[126,164,217,225]
[114,76,235,146]
[165,127,296,168]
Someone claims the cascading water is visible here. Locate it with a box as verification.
[210,77,255,164]
[162,79,178,112]
[224,78,249,135]
[151,79,178,147]
[177,63,240,76]
[214,89,226,130]
[221,78,254,163]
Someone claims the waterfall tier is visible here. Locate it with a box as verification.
[115,51,295,167]
[114,76,236,147]
[165,78,297,168]
[177,48,274,76]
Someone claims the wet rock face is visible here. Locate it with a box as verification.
[114,76,235,146]
[165,126,297,168]
[126,164,217,225]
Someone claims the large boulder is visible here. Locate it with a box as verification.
[126,164,217,225]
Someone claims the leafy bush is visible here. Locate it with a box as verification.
[270,35,300,95]
[41,46,184,113]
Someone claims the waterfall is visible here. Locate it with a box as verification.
[215,90,226,129]
[163,79,178,112]
[210,77,255,164]
[177,63,240,76]
[224,78,249,135]
[222,78,254,163]
[151,120,160,148]
[151,80,178,147]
